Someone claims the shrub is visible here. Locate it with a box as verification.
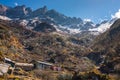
[57,74,72,80]
[72,69,114,80]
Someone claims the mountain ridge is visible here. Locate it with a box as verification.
[87,19,120,79]
[0,4,96,33]
[0,4,116,36]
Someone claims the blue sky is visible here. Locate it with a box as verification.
[0,0,120,23]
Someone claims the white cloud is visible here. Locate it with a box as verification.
[14,2,18,6]
[111,9,120,19]
[83,19,91,22]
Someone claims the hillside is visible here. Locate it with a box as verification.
[0,19,95,70]
[92,19,120,51]
[0,20,27,62]
[88,19,120,79]
[8,20,93,68]
[0,19,114,80]
[0,19,103,80]
[0,12,117,80]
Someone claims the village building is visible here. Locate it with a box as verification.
[0,64,10,76]
[15,63,34,71]
[32,60,53,70]
[4,58,34,71]
[4,58,15,67]
[3,58,61,72]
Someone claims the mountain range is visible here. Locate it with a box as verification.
[0,4,116,35]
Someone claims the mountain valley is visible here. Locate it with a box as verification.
[0,4,119,80]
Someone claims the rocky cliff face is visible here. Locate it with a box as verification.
[30,6,47,17]
[6,5,32,18]
[0,4,8,15]
[33,22,56,32]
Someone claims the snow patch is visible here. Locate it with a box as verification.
[83,19,91,22]
[67,28,81,34]
[19,20,28,26]
[89,20,114,34]
[0,15,12,21]
[56,25,81,34]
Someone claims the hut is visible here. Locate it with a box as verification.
[4,58,15,67]
[32,60,53,70]
[15,63,34,71]
[0,64,10,76]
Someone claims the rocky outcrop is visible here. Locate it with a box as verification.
[30,6,47,17]
[0,4,8,15]
[6,5,32,18]
[33,22,56,32]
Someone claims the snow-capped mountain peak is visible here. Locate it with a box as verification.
[89,19,115,34]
